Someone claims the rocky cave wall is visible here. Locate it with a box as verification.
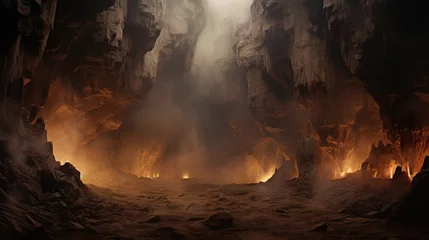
[2,0,429,182]
[1,0,429,234]
[113,0,210,179]
[19,0,168,172]
[0,0,118,236]
[233,0,429,177]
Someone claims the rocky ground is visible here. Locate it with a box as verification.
[8,169,422,240]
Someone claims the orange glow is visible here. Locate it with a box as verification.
[182,172,190,179]
[245,154,280,183]
[144,172,160,179]
[334,166,358,179]
[55,156,87,182]
[257,168,276,183]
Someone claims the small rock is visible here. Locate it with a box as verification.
[311,223,328,232]
[392,167,411,184]
[46,192,62,200]
[275,209,287,213]
[86,219,102,225]
[147,215,162,223]
[204,212,234,230]
[366,211,380,217]
[187,222,207,233]
[110,222,124,231]
[70,222,85,230]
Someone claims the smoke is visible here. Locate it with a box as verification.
[191,0,253,98]
[193,0,253,65]
[114,0,281,183]
[39,0,281,184]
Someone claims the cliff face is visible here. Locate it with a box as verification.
[22,0,168,171]
[0,0,58,135]
[0,1,116,236]
[114,0,208,178]
[233,0,429,176]
[324,0,429,174]
[2,0,428,181]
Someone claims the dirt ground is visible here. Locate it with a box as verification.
[41,170,428,240]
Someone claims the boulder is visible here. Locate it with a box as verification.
[392,166,411,185]
[204,213,234,230]
[390,156,429,227]
[266,159,298,184]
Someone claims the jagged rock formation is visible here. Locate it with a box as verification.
[114,0,209,178]
[234,0,429,177]
[22,0,168,169]
[389,156,429,227]
[361,140,403,179]
[234,0,382,177]
[0,113,88,238]
[0,0,116,237]
[324,0,429,175]
[0,0,59,134]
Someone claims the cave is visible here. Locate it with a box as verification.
[1,0,429,239]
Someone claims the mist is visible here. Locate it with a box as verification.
[110,0,286,183]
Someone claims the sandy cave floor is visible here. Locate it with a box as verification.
[50,172,428,240]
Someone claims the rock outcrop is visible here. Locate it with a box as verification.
[20,0,168,169]
[113,0,208,178]
[389,156,429,227]
[0,113,88,237]
[234,0,429,177]
[0,0,118,237]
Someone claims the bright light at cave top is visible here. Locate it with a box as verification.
[207,0,253,21]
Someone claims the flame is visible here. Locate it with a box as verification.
[335,167,357,179]
[182,172,190,179]
[143,172,160,179]
[258,168,276,183]
[245,154,280,183]
[389,165,395,179]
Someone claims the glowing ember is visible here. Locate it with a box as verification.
[182,172,190,179]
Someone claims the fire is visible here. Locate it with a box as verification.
[334,167,357,179]
[182,172,190,179]
[385,163,415,180]
[257,168,276,182]
[143,172,160,179]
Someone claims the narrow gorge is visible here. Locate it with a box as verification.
[1,0,429,239]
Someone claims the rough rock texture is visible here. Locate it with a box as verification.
[21,0,168,169]
[114,0,208,178]
[204,212,234,230]
[233,0,429,177]
[390,156,429,227]
[324,0,429,175]
[141,0,207,84]
[0,0,116,237]
[0,0,58,135]
[0,113,88,237]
